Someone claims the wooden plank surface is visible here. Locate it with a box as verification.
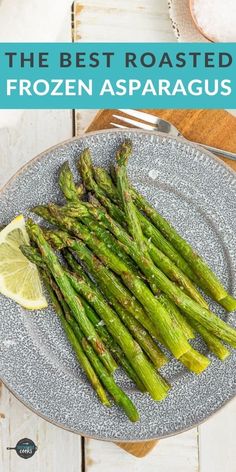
[0,12,79,472]
[0,0,235,469]
[74,0,175,42]
[0,108,74,471]
[199,399,236,472]
[84,429,198,471]
[0,382,82,472]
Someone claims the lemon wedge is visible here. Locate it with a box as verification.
[0,215,48,310]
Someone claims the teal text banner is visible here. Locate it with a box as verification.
[0,43,235,109]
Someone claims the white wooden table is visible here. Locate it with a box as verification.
[0,1,235,470]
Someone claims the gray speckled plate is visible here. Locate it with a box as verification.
[0,129,235,442]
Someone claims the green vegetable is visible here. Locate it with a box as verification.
[74,203,236,348]
[39,229,170,401]
[93,160,236,311]
[64,249,168,370]
[115,140,148,255]
[59,161,84,201]
[40,268,110,406]
[186,318,230,361]
[92,163,195,280]
[65,310,140,421]
[26,220,117,374]
[86,195,207,308]
[131,186,236,310]
[65,270,171,401]
[33,205,158,337]
[44,218,191,361]
[22,244,146,392]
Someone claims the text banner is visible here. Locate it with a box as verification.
[0,43,235,108]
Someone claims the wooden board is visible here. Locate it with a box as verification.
[84,107,236,458]
[86,109,236,171]
[115,440,158,457]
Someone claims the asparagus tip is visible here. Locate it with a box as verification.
[116,140,133,166]
[59,161,70,174]
[78,148,92,167]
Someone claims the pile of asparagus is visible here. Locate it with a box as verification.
[21,140,236,422]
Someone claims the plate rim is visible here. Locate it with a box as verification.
[0,373,235,443]
[1,128,235,198]
[0,127,235,442]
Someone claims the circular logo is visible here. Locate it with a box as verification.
[15,438,37,459]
